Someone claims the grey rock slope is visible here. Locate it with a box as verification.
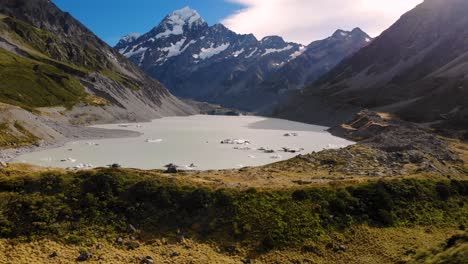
[277,0,468,128]
[0,0,195,124]
[116,7,370,111]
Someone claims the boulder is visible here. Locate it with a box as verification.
[170,252,180,258]
[224,245,239,255]
[141,256,154,264]
[76,251,92,261]
[165,164,178,173]
[408,150,424,164]
[333,244,347,252]
[115,237,124,245]
[110,163,122,168]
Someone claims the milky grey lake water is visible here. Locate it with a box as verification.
[14,115,354,170]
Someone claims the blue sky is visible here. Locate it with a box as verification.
[52,0,422,46]
[52,0,242,46]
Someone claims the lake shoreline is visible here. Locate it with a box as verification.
[0,124,142,164]
[9,115,354,170]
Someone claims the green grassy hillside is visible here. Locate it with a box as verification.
[0,121,38,148]
[0,48,87,108]
[0,168,466,252]
[410,232,468,264]
[0,15,143,110]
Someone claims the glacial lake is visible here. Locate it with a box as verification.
[14,115,354,170]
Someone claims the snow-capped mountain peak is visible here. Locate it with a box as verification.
[115,33,141,52]
[332,29,350,38]
[260,36,286,46]
[331,28,370,40]
[158,6,206,35]
[170,6,204,23]
[121,33,141,42]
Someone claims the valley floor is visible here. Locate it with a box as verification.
[0,111,466,263]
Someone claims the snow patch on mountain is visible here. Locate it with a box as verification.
[161,38,187,58]
[232,48,245,57]
[121,33,141,43]
[156,7,205,39]
[183,40,197,51]
[123,46,148,58]
[196,43,230,60]
[262,45,293,56]
[156,24,184,39]
[245,48,258,58]
[289,46,306,60]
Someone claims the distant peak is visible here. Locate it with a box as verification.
[115,33,141,48]
[212,23,227,29]
[121,33,141,42]
[261,36,285,44]
[351,27,371,38]
[165,6,206,26]
[149,7,207,39]
[351,27,365,34]
[332,29,349,37]
[332,28,371,40]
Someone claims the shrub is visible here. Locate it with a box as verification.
[0,169,466,251]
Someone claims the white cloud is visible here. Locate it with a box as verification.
[222,0,423,44]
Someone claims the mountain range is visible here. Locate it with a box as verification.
[1,0,466,144]
[276,0,468,129]
[116,7,372,111]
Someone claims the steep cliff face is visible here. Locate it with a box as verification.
[276,0,468,128]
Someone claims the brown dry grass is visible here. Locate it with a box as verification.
[0,226,460,264]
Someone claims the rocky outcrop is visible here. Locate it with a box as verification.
[331,111,459,160]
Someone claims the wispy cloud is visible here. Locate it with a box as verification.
[222,0,423,44]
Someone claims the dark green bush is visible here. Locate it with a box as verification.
[0,170,466,250]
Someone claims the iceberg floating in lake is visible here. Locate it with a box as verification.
[234,146,251,150]
[324,144,343,150]
[220,139,251,145]
[73,163,94,170]
[283,132,299,137]
[282,147,304,153]
[263,148,275,153]
[146,139,163,143]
